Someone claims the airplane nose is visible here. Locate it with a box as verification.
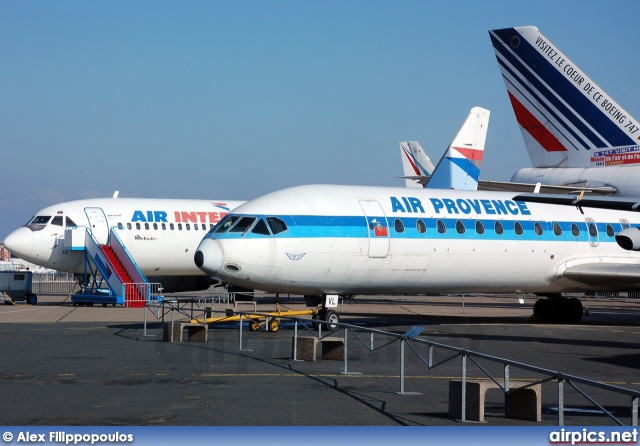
[3,227,34,259]
[194,238,224,276]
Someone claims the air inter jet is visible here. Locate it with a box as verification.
[4,196,244,292]
[489,26,640,196]
[195,184,640,326]
[400,107,489,190]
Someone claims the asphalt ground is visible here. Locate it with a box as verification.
[1,293,639,426]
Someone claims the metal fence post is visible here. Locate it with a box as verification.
[558,379,564,426]
[293,320,298,361]
[461,353,467,422]
[632,396,638,426]
[504,364,510,392]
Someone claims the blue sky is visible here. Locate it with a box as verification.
[1,1,638,238]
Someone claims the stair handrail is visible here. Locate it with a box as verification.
[109,227,148,285]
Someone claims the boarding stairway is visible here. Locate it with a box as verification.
[64,226,161,307]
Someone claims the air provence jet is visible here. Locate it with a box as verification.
[3,195,245,292]
[195,184,640,326]
[399,107,489,190]
[489,26,640,196]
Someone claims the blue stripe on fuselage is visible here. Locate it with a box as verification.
[207,214,624,244]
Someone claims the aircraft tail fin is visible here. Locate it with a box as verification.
[399,141,435,188]
[490,26,640,169]
[426,107,490,190]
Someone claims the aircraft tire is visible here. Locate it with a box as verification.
[533,299,550,322]
[566,298,583,323]
[312,314,320,331]
[323,310,340,332]
[25,293,37,305]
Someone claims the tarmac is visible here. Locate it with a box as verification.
[1,292,639,426]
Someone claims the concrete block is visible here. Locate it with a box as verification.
[163,322,184,342]
[163,322,208,342]
[185,323,208,342]
[448,380,499,422]
[505,384,542,422]
[321,337,344,361]
[293,336,318,361]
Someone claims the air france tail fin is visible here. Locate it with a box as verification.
[426,107,490,190]
[399,141,435,189]
[490,26,640,169]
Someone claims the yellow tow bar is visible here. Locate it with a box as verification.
[190,302,319,333]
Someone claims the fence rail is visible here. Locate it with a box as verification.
[31,272,76,295]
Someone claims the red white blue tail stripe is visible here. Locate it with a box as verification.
[490,26,640,169]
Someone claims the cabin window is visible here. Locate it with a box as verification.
[553,222,562,236]
[170,223,175,230]
[51,216,63,226]
[571,223,580,237]
[194,223,198,230]
[136,223,141,230]
[475,221,484,235]
[588,223,598,237]
[186,224,191,230]
[514,221,524,236]
[251,219,271,235]
[161,223,166,230]
[145,223,149,230]
[30,216,51,225]
[126,223,131,230]
[436,220,446,234]
[229,217,256,233]
[209,224,215,230]
[394,219,405,233]
[455,220,465,234]
[267,217,288,235]
[606,224,615,237]
[534,222,543,236]
[416,219,426,234]
[178,223,183,230]
[153,223,158,230]
[215,216,239,233]
[202,224,207,231]
[494,221,504,235]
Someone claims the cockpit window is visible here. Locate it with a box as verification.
[30,216,51,225]
[251,219,271,235]
[66,217,77,227]
[229,217,256,233]
[214,216,239,233]
[51,216,63,226]
[266,217,288,235]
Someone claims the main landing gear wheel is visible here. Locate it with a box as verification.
[533,297,583,323]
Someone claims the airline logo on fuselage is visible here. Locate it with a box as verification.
[131,210,228,223]
[390,196,531,216]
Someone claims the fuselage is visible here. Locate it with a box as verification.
[195,184,640,295]
[4,198,244,291]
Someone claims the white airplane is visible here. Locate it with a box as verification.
[195,184,640,326]
[399,107,490,190]
[3,195,245,293]
[489,25,640,196]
